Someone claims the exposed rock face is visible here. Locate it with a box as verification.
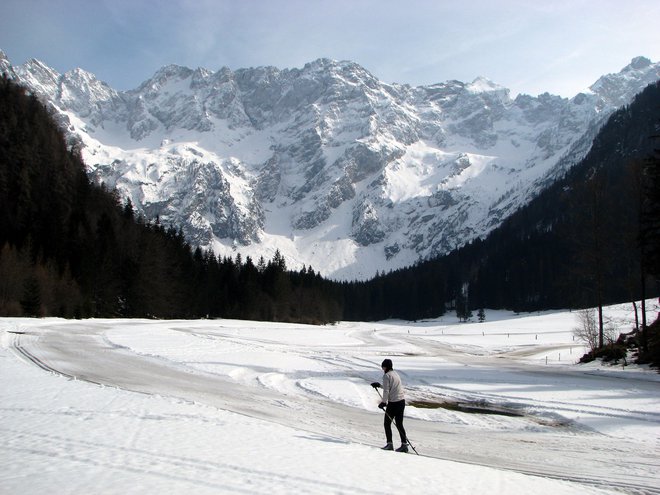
[3,50,658,279]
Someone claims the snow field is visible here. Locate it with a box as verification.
[1,300,659,494]
[0,344,617,495]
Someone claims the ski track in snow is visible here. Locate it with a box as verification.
[2,303,660,494]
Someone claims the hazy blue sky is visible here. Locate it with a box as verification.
[1,0,658,97]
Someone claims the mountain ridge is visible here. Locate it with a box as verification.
[2,50,658,279]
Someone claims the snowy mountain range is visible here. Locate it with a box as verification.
[2,51,658,280]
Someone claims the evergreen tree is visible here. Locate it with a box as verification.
[455,293,469,322]
[641,145,660,278]
[639,141,660,351]
[20,275,41,317]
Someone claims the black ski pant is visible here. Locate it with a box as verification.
[384,400,407,444]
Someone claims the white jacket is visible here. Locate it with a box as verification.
[382,370,405,404]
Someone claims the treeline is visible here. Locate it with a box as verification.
[340,81,660,321]
[0,76,340,323]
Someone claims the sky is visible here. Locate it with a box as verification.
[1,0,659,97]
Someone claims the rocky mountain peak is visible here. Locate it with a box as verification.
[626,56,652,71]
[14,58,61,98]
[135,64,195,93]
[467,76,506,94]
[0,50,11,75]
[2,51,658,280]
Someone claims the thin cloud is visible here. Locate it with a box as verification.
[0,0,658,96]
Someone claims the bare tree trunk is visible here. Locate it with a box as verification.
[640,262,648,352]
[597,292,604,349]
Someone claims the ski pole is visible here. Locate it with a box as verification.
[372,386,419,455]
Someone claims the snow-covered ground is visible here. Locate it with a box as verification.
[1,301,659,494]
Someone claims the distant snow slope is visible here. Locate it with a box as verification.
[2,50,658,279]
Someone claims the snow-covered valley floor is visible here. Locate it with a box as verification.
[2,302,659,494]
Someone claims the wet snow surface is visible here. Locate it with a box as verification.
[2,302,659,494]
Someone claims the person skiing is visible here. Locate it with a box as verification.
[371,358,408,452]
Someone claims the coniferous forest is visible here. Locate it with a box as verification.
[341,81,660,322]
[0,75,659,333]
[0,76,341,323]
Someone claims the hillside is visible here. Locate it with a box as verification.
[341,81,660,320]
[0,76,338,322]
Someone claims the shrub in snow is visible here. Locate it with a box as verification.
[573,309,599,353]
[574,309,624,364]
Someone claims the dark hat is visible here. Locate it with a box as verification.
[381,359,393,370]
